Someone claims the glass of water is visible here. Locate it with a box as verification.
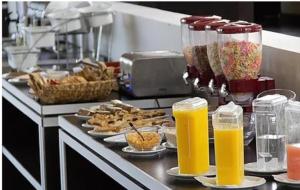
[252,94,288,171]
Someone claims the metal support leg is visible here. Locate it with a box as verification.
[96,26,103,61]
[59,130,68,190]
[79,34,84,60]
[39,126,47,190]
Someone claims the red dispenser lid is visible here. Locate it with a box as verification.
[205,19,230,30]
[181,15,221,25]
[217,21,262,34]
[189,18,221,31]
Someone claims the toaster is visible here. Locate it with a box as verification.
[119,51,192,97]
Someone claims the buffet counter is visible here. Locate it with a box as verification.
[2,78,187,190]
[58,115,283,190]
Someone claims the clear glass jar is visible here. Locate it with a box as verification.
[285,100,300,180]
[217,21,262,81]
[212,102,244,185]
[252,94,288,171]
[188,17,221,85]
[180,16,221,68]
[205,20,230,86]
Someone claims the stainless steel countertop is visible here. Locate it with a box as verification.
[58,115,286,190]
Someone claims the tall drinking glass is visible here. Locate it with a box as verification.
[285,100,300,180]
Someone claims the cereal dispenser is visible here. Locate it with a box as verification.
[217,21,275,110]
[187,17,221,86]
[205,19,230,88]
[180,15,221,84]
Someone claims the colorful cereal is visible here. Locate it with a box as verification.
[219,41,262,80]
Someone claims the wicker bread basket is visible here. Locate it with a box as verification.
[28,73,116,104]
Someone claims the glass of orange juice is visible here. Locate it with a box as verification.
[285,100,300,180]
[212,102,244,186]
[172,97,209,175]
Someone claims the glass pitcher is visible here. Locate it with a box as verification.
[212,102,244,185]
[172,97,209,175]
[252,94,288,171]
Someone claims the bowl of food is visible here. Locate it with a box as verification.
[125,126,163,151]
[163,127,177,147]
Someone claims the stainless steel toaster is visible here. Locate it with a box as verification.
[119,51,192,97]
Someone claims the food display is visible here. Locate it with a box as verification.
[126,129,162,151]
[205,19,230,84]
[180,15,221,67]
[28,62,117,104]
[217,21,262,81]
[212,102,244,185]
[81,100,170,134]
[188,18,221,85]
[173,97,209,175]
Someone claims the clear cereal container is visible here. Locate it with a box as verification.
[180,16,221,67]
[205,19,230,85]
[188,17,221,84]
[217,21,262,81]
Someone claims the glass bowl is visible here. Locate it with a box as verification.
[163,127,177,147]
[125,126,164,151]
[257,89,296,101]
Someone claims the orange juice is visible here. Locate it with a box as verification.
[212,102,244,186]
[214,127,244,185]
[287,143,300,180]
[173,98,209,175]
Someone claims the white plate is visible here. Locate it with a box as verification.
[122,145,166,155]
[103,134,127,145]
[162,142,177,150]
[75,114,92,121]
[81,123,95,129]
[167,166,216,180]
[245,162,286,174]
[195,176,266,189]
[87,130,124,138]
[273,173,300,187]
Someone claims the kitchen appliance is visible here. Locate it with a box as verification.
[5,46,40,71]
[205,19,230,87]
[217,21,275,111]
[24,26,56,48]
[119,51,192,97]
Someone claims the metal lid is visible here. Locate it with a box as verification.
[188,18,221,31]
[180,15,221,24]
[172,97,207,111]
[217,20,262,34]
[205,19,230,30]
